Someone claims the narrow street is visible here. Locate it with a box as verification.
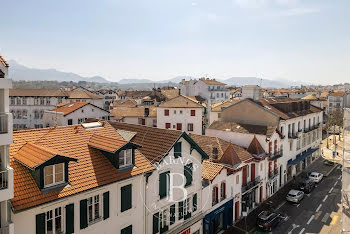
[272,166,341,234]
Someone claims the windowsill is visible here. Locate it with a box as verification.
[118,165,134,172]
[41,182,69,194]
[88,217,103,226]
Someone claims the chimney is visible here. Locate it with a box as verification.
[241,85,261,102]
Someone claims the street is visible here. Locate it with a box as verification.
[271,165,341,234]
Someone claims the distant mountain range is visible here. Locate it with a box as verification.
[9,60,306,88]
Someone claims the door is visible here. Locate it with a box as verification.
[251,163,255,180]
[259,186,263,203]
[235,201,240,221]
[242,167,247,185]
[141,118,146,125]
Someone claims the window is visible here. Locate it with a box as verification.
[10,97,15,105]
[193,194,198,212]
[184,163,193,187]
[159,171,170,199]
[159,209,168,231]
[46,98,51,105]
[180,110,183,114]
[121,225,132,234]
[46,207,63,234]
[67,119,73,125]
[183,197,191,220]
[176,123,182,130]
[40,110,44,119]
[44,163,65,187]
[40,98,45,105]
[190,110,195,116]
[174,110,176,114]
[22,97,27,105]
[88,195,101,223]
[34,97,39,105]
[58,97,63,104]
[81,109,84,113]
[236,175,239,184]
[212,186,218,205]
[165,123,171,129]
[16,97,21,105]
[220,182,226,200]
[260,163,263,171]
[119,149,132,168]
[174,142,182,158]
[78,118,85,124]
[187,123,194,132]
[121,184,132,212]
[164,109,169,116]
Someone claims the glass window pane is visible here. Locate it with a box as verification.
[44,165,53,176]
[88,205,93,222]
[119,151,125,166]
[45,174,53,186]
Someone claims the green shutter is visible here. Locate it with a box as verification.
[184,163,193,187]
[103,191,110,219]
[121,184,132,212]
[193,193,197,212]
[170,204,175,225]
[36,213,45,234]
[153,212,159,234]
[159,172,169,199]
[174,142,182,158]
[121,225,132,234]
[66,203,74,234]
[178,201,184,220]
[80,199,88,229]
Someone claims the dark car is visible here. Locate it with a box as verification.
[256,210,281,232]
[299,179,315,193]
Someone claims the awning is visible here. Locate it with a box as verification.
[287,148,318,166]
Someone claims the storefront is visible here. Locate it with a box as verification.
[203,199,233,234]
[287,148,319,176]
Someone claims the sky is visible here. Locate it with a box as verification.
[1,0,349,84]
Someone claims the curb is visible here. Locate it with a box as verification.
[325,164,338,177]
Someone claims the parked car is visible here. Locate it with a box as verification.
[309,172,324,183]
[286,189,304,203]
[324,159,335,166]
[299,179,315,193]
[256,210,282,232]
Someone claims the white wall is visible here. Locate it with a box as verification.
[13,175,146,234]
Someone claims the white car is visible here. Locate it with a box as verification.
[286,189,304,203]
[309,172,323,183]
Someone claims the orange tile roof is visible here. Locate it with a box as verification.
[247,136,266,155]
[328,91,345,97]
[202,160,225,181]
[10,122,154,212]
[0,55,9,67]
[158,95,204,108]
[13,142,76,169]
[88,133,129,153]
[199,78,226,85]
[49,102,89,115]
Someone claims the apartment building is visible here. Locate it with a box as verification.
[43,102,110,127]
[0,56,14,234]
[157,95,204,135]
[9,89,103,129]
[108,122,209,234]
[10,121,155,234]
[94,89,118,110]
[179,78,230,105]
[208,100,238,125]
[207,85,323,189]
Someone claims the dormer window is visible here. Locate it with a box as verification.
[44,163,65,187]
[119,149,132,168]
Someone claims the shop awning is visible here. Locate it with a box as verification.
[287,148,318,166]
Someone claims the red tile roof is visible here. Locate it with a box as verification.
[49,102,89,115]
[202,160,225,181]
[247,136,266,156]
[10,122,154,212]
[0,55,9,67]
[88,133,129,153]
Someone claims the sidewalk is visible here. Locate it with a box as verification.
[224,157,337,234]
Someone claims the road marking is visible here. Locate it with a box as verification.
[316,204,322,212]
[338,175,342,180]
[330,215,339,225]
[334,181,338,186]
[321,213,330,223]
[299,227,305,234]
[323,195,328,202]
[296,203,301,207]
[307,215,315,225]
[329,187,334,193]
[288,224,300,234]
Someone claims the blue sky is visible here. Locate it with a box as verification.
[1,0,349,84]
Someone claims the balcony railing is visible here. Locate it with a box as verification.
[269,168,279,179]
[269,150,283,160]
[303,127,311,133]
[0,113,8,134]
[212,199,218,206]
[0,170,8,189]
[288,132,298,139]
[242,176,260,194]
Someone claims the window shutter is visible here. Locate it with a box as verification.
[103,191,110,220]
[153,212,159,234]
[80,199,88,229]
[174,142,182,158]
[170,204,175,225]
[178,201,184,220]
[159,172,169,199]
[121,225,133,234]
[121,184,132,212]
[184,163,193,187]
[36,213,45,234]
[66,203,74,234]
[193,193,197,212]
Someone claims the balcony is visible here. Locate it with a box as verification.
[0,168,14,201]
[268,150,283,161]
[288,132,298,139]
[269,168,279,180]
[0,113,12,145]
[303,127,311,133]
[242,176,260,194]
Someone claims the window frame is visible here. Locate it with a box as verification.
[44,163,65,188]
[45,207,63,234]
[119,149,133,168]
[87,194,102,224]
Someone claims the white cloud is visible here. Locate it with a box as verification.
[234,0,268,8]
[191,2,197,6]
[207,13,218,21]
